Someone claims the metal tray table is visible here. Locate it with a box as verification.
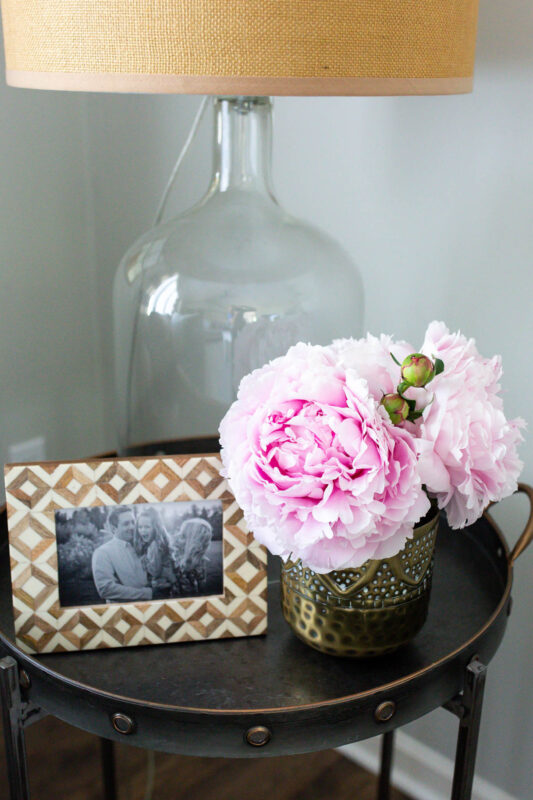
[1,474,531,800]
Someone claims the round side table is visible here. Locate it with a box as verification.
[1,488,532,800]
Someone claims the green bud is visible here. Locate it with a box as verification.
[401,353,435,388]
[381,393,409,425]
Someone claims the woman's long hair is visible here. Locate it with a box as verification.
[177,518,213,570]
[133,506,170,559]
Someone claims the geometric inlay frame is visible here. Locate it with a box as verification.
[4,453,267,654]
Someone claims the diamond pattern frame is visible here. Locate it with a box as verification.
[4,454,267,654]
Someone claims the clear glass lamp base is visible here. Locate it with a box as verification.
[113,97,364,452]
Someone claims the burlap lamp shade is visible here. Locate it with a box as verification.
[1,0,479,95]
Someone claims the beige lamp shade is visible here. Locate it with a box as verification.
[1,0,479,96]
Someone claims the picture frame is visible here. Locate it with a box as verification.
[4,453,267,653]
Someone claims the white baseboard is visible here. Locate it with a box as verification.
[339,732,518,800]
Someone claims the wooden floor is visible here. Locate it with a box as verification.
[0,715,412,800]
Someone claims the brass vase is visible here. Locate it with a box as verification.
[280,507,440,657]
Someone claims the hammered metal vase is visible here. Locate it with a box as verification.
[280,507,440,657]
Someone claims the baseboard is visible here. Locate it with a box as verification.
[339,732,518,800]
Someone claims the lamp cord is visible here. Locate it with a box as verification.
[152,95,209,227]
[121,96,209,451]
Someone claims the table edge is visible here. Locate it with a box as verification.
[0,511,513,717]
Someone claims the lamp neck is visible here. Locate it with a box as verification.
[211,96,274,195]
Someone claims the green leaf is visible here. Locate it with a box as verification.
[434,357,445,376]
[390,352,402,367]
[397,380,411,395]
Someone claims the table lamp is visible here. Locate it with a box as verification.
[1,1,479,453]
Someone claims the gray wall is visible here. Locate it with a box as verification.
[1,1,532,797]
[0,49,106,470]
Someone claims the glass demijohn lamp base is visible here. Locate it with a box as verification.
[113,97,364,453]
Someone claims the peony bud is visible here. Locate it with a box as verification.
[381,393,409,425]
[401,353,435,388]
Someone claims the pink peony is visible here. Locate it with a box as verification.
[415,321,525,528]
[332,333,414,402]
[219,342,430,573]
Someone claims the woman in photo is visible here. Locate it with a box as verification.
[170,517,213,594]
[134,507,175,598]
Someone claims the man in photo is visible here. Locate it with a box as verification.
[92,507,153,602]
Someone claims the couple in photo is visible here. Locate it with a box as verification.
[91,506,212,603]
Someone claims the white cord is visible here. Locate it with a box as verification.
[152,96,209,227]
[143,750,156,800]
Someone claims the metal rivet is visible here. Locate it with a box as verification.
[19,670,31,691]
[375,700,396,723]
[112,713,135,735]
[245,725,271,747]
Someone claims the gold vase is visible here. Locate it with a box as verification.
[280,507,440,657]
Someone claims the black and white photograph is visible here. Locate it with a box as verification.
[55,500,224,607]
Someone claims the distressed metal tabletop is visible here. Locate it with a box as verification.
[0,508,511,757]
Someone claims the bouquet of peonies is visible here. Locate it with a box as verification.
[219,322,525,573]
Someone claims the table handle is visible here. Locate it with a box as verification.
[508,483,533,565]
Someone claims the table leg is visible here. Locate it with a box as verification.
[100,738,118,800]
[377,730,395,800]
[448,660,487,800]
[0,656,31,800]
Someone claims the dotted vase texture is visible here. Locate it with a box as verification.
[281,510,439,657]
